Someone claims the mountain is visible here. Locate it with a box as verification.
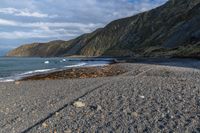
[7,0,200,58]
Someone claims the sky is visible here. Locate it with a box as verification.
[0,0,167,53]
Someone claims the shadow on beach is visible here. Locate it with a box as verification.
[125,58,200,70]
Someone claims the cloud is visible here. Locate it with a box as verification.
[0,18,103,39]
[0,18,102,28]
[0,0,168,48]
[0,17,103,39]
[0,7,54,18]
[0,29,77,39]
[0,18,16,26]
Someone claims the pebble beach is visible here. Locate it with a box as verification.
[1,59,200,133]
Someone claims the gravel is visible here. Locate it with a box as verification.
[0,59,200,133]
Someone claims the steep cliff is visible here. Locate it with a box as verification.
[7,0,200,58]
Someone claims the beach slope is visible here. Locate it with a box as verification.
[1,59,200,132]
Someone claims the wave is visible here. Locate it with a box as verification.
[0,68,56,83]
[0,78,15,82]
[64,62,87,68]
[19,68,56,75]
[87,64,108,67]
[0,62,110,82]
[44,61,50,64]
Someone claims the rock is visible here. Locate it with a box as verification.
[131,112,139,118]
[21,108,26,112]
[15,81,20,85]
[139,95,145,99]
[73,101,86,108]
[53,130,57,133]
[64,129,72,133]
[97,105,102,111]
[42,122,48,128]
[196,98,200,106]
[55,112,59,116]
[90,104,102,111]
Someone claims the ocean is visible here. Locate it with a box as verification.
[0,57,113,82]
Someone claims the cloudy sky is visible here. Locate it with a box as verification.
[0,0,167,53]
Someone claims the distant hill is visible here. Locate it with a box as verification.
[7,0,200,58]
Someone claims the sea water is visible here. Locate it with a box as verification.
[0,57,112,82]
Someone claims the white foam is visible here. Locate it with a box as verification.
[64,62,87,68]
[44,61,50,64]
[0,68,56,82]
[0,60,110,82]
[60,59,67,63]
[0,78,15,82]
[87,64,108,67]
[19,68,56,75]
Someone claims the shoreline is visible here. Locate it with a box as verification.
[19,63,127,81]
[1,57,200,82]
[0,57,119,82]
[1,57,199,82]
[1,60,200,132]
